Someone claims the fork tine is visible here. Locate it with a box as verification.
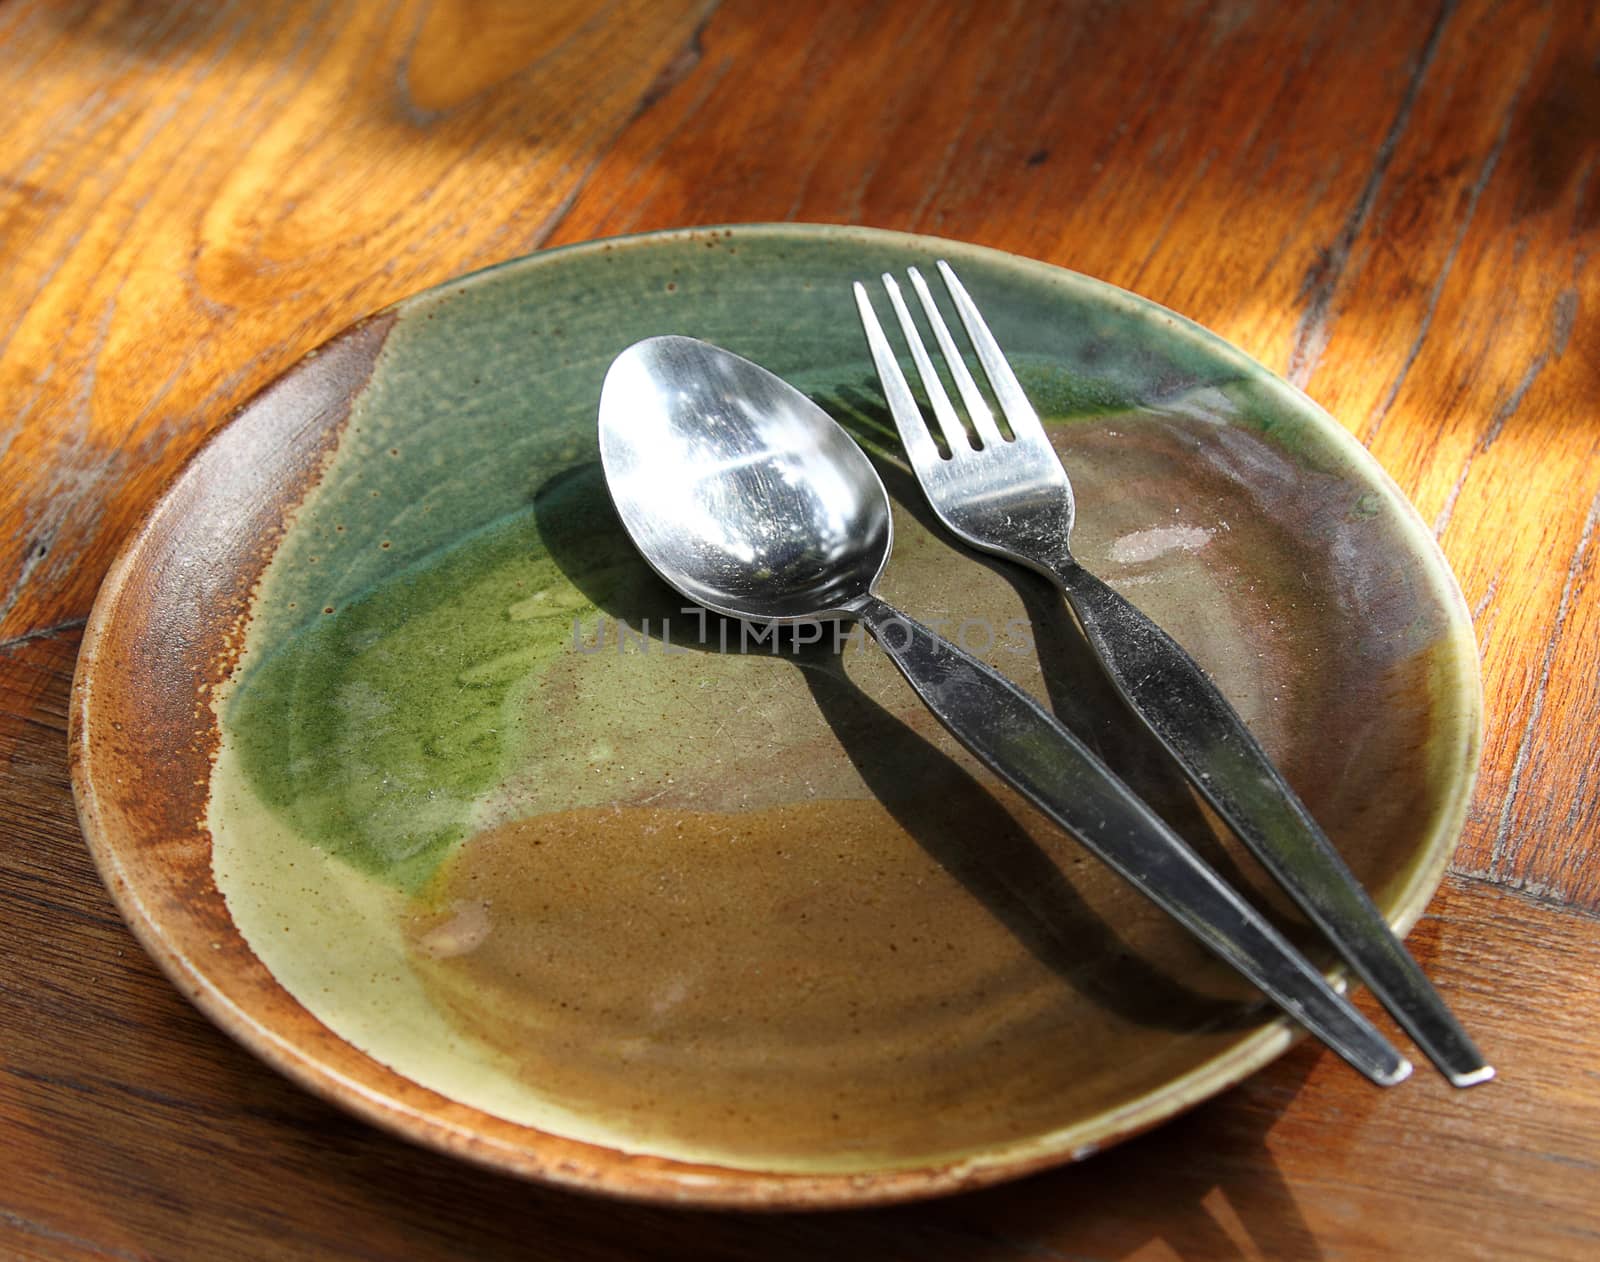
[853,282,944,469]
[936,259,1048,445]
[907,267,1006,449]
[880,274,972,455]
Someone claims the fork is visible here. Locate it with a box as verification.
[855,261,1491,1087]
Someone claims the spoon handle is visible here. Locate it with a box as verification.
[855,595,1411,1087]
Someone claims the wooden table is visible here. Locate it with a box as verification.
[3,1,1596,1257]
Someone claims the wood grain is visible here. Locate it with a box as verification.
[2,0,1597,1256]
[0,0,717,644]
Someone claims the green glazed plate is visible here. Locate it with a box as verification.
[72,225,1481,1208]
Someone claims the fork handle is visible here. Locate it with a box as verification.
[1047,560,1491,1086]
[854,595,1410,1086]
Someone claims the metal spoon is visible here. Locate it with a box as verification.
[597,335,1410,1087]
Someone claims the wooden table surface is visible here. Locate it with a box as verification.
[3,1,1596,1257]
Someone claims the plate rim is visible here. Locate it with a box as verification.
[69,221,1484,1209]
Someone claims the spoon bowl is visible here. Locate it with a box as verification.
[599,335,891,622]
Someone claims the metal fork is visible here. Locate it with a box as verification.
[855,261,1491,1087]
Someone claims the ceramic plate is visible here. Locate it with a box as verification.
[71,225,1481,1208]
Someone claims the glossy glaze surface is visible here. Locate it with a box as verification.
[77,225,1479,1200]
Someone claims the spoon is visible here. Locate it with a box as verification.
[597,335,1410,1087]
